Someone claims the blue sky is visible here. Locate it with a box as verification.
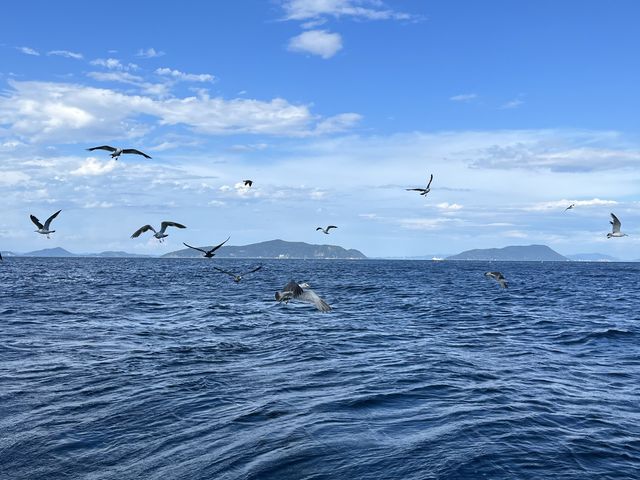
[2,0,640,258]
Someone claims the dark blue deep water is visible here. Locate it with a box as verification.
[1,258,639,479]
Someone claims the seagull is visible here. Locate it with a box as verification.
[243,180,253,187]
[182,237,230,258]
[564,203,575,211]
[275,280,332,312]
[131,221,186,242]
[316,225,337,234]
[30,210,62,239]
[406,174,434,196]
[607,213,628,238]
[214,265,262,283]
[86,145,152,160]
[485,271,508,288]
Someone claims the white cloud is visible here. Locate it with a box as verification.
[437,202,463,210]
[450,93,477,102]
[288,30,343,59]
[71,158,118,176]
[17,46,40,56]
[83,201,114,208]
[136,48,165,58]
[90,58,138,71]
[315,113,362,134]
[155,68,214,82]
[527,198,619,211]
[282,0,415,21]
[501,98,524,109]
[399,218,455,230]
[48,50,83,60]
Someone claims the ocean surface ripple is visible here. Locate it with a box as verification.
[1,258,639,479]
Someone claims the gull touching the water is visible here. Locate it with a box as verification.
[30,210,62,239]
[607,213,628,238]
[485,271,508,288]
[182,237,230,258]
[214,265,262,283]
[406,174,434,196]
[275,280,332,312]
[86,145,152,160]
[131,221,186,242]
[316,225,337,234]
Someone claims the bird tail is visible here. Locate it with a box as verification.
[275,292,281,301]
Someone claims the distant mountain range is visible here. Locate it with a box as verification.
[19,248,151,258]
[447,244,569,261]
[163,239,366,259]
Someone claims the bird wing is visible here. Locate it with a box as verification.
[86,145,116,152]
[44,210,62,229]
[182,242,208,254]
[406,188,425,192]
[498,279,508,288]
[30,214,43,229]
[316,227,323,231]
[160,221,187,233]
[244,180,253,186]
[327,226,338,231]
[299,289,332,312]
[426,174,434,189]
[213,266,237,277]
[122,148,152,159]
[610,213,621,233]
[131,224,155,238]
[208,236,230,254]
[242,265,262,276]
[282,280,304,297]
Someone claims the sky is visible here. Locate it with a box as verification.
[2,0,640,258]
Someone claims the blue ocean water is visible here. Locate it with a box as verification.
[1,258,639,479]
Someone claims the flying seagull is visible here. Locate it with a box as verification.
[564,203,575,211]
[607,213,628,238]
[275,280,332,312]
[131,221,186,242]
[86,145,152,160]
[243,180,253,187]
[30,210,62,239]
[485,271,508,289]
[316,225,337,234]
[182,236,230,258]
[214,265,262,283]
[406,174,434,196]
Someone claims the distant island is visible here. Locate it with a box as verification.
[163,239,367,259]
[19,247,152,258]
[446,244,569,261]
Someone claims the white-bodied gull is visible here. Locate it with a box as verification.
[316,225,337,234]
[406,174,434,196]
[214,265,262,283]
[86,145,152,159]
[607,213,628,238]
[275,280,332,312]
[182,237,230,258]
[485,271,508,288]
[131,221,186,242]
[30,210,62,239]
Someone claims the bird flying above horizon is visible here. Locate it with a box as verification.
[131,221,186,242]
[87,145,152,160]
[30,210,62,239]
[243,180,253,187]
[607,213,628,238]
[182,237,230,258]
[406,174,434,196]
[316,225,337,234]
[565,203,575,211]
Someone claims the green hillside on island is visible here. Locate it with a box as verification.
[446,245,569,261]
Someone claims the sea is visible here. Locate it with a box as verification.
[1,258,639,479]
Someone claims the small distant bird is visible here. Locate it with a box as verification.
[131,221,186,242]
[243,180,253,187]
[316,225,337,234]
[30,210,62,239]
[182,237,230,258]
[485,271,508,288]
[86,145,152,160]
[275,280,332,312]
[406,174,434,196]
[214,265,262,283]
[564,203,575,211]
[607,213,628,238]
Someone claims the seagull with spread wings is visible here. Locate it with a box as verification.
[485,271,508,289]
[564,203,575,211]
[316,225,337,234]
[406,174,434,196]
[86,145,152,160]
[182,236,230,258]
[243,180,253,187]
[30,210,62,239]
[131,221,186,242]
[607,213,628,238]
[275,280,332,312]
[214,265,262,283]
